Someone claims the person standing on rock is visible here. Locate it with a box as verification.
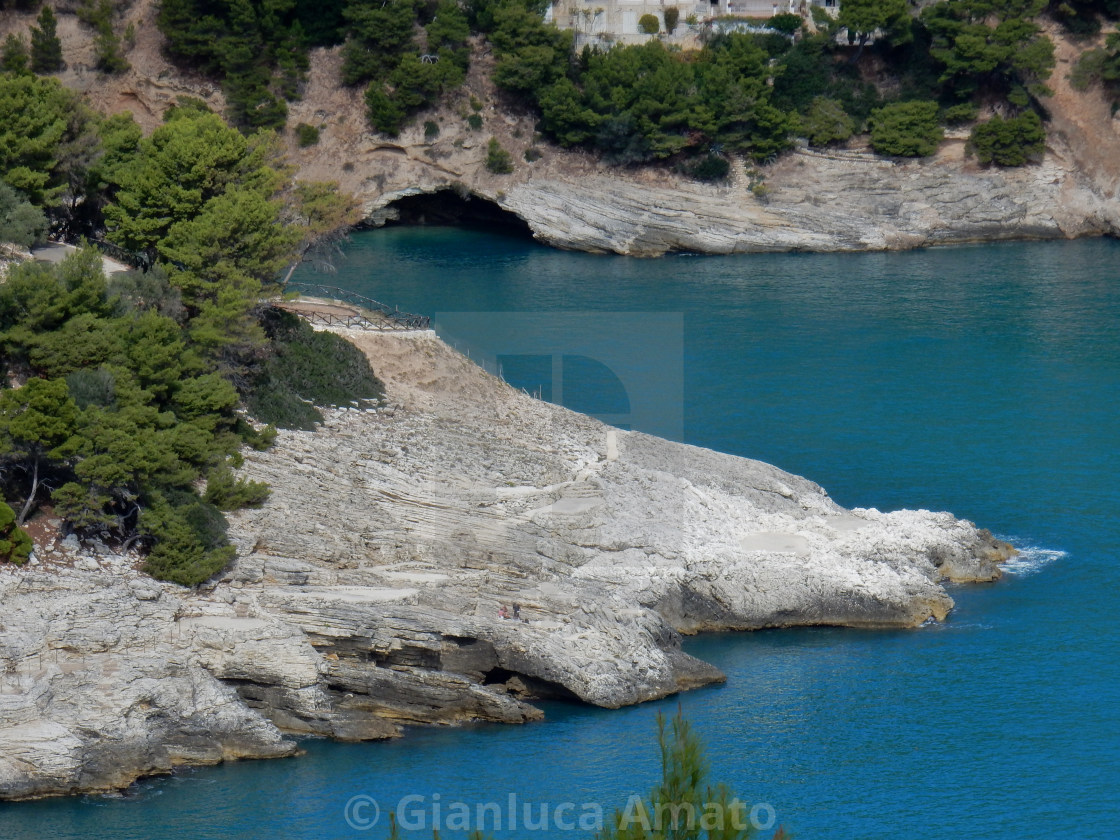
[498,605,509,620]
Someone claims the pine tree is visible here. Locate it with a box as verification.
[1,33,31,76]
[30,5,64,74]
[0,377,81,525]
[597,708,787,840]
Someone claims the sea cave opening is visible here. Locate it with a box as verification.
[379,188,535,239]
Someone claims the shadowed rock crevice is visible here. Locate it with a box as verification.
[377,188,534,238]
[482,666,582,703]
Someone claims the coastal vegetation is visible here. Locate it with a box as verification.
[157,0,313,130]
[0,71,376,586]
[0,0,1113,171]
[4,0,1051,168]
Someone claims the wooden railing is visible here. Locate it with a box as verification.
[283,282,431,331]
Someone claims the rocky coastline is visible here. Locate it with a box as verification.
[0,327,1015,800]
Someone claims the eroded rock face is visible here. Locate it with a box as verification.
[494,146,1116,256]
[0,330,1011,799]
[0,568,295,801]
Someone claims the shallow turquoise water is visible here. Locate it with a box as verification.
[3,231,1118,839]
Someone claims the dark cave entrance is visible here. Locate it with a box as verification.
[379,189,535,239]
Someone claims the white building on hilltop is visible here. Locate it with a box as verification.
[547,0,838,45]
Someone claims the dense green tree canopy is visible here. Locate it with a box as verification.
[348,0,472,135]
[157,0,310,130]
[0,182,48,248]
[0,249,265,582]
[0,42,383,587]
[869,99,943,156]
[340,0,419,85]
[2,33,30,76]
[839,0,911,48]
[102,110,298,365]
[969,111,1046,165]
[501,30,791,164]
[0,75,96,207]
[922,0,1055,98]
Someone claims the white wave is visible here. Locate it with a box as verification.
[999,543,1066,577]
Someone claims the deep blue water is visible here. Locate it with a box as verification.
[3,230,1118,839]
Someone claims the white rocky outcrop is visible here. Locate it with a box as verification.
[0,328,1013,799]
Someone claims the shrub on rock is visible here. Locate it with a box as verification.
[0,502,32,564]
[969,111,1046,166]
[869,100,943,157]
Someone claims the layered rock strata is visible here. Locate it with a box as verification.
[0,329,1013,799]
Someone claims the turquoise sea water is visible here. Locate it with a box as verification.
[3,230,1118,839]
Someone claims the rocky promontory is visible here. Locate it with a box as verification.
[0,327,1013,800]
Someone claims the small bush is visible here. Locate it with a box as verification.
[684,153,731,182]
[663,7,680,34]
[245,308,385,430]
[366,86,407,136]
[467,113,483,130]
[424,119,440,140]
[485,137,514,173]
[969,111,1046,167]
[798,96,855,147]
[639,13,660,35]
[1,34,30,76]
[78,0,130,74]
[140,491,235,587]
[869,100,944,157]
[295,122,321,147]
[0,181,47,248]
[107,265,185,321]
[524,146,542,162]
[942,103,979,126]
[769,12,803,35]
[164,96,213,122]
[1070,33,1120,96]
[0,502,33,565]
[203,465,270,510]
[470,95,483,112]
